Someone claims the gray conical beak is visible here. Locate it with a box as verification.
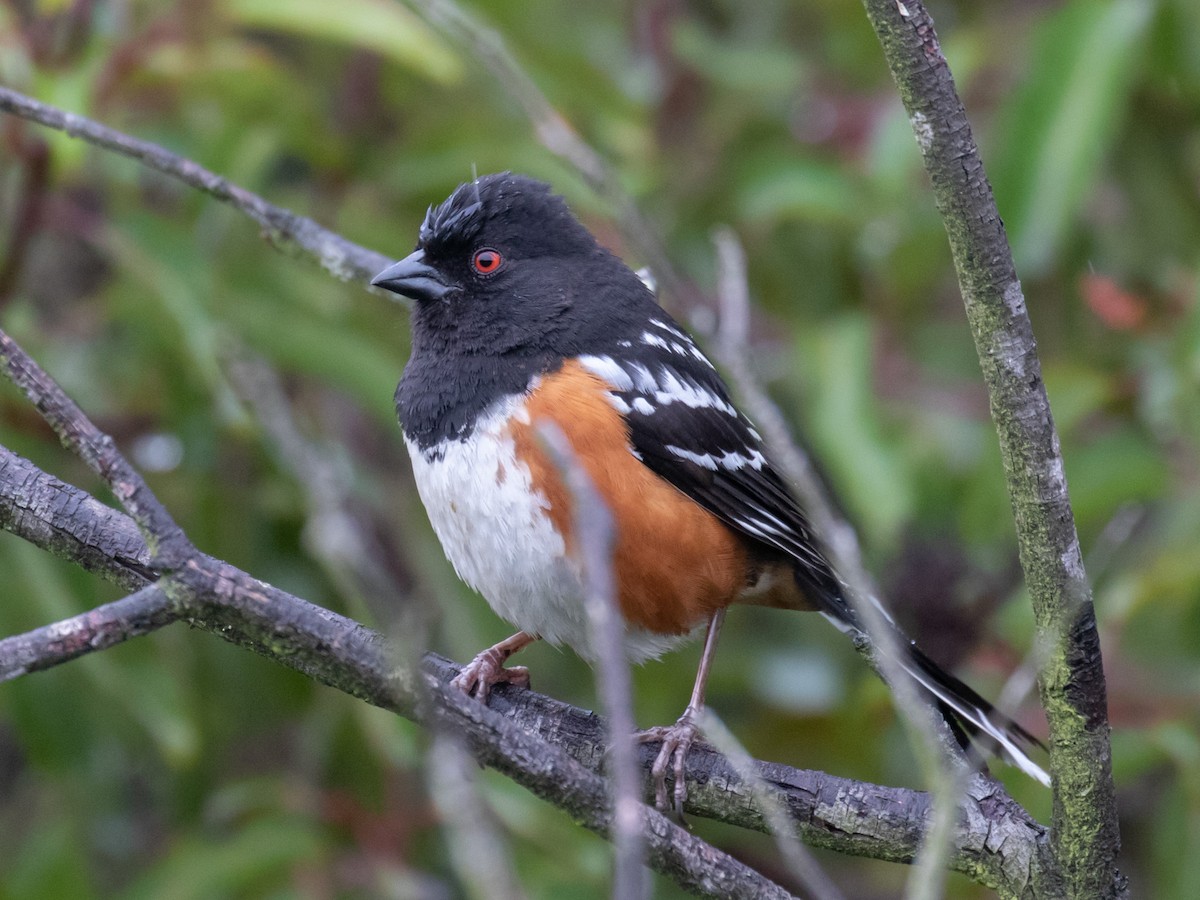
[371,249,454,303]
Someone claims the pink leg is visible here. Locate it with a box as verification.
[451,631,538,702]
[637,609,726,816]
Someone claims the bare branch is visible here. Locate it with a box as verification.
[425,672,799,900]
[538,422,648,900]
[698,710,844,900]
[471,660,1054,897]
[1,439,1051,895]
[0,583,176,681]
[860,1,1122,895]
[0,444,155,590]
[0,87,392,286]
[0,327,190,566]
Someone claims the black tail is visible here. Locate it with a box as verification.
[903,640,1049,785]
[811,584,1049,786]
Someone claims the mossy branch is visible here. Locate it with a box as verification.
[860,1,1123,896]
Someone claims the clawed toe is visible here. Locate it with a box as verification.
[452,660,530,702]
[637,709,701,817]
[451,633,537,702]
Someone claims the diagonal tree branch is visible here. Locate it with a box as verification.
[860,1,1122,897]
[0,87,392,287]
[0,331,794,900]
[1,328,190,566]
[0,443,156,590]
[0,583,176,680]
[0,439,1054,896]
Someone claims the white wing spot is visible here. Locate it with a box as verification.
[650,318,690,342]
[578,354,633,391]
[641,329,704,362]
[654,368,737,415]
[666,445,717,470]
[641,331,670,351]
[666,444,765,471]
[606,394,632,415]
[628,362,658,393]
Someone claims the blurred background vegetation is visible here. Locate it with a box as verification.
[0,0,1196,896]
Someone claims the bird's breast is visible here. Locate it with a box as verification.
[405,363,758,663]
[404,392,583,647]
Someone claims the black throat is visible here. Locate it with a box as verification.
[395,337,559,452]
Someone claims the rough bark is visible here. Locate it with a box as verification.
[860,2,1123,896]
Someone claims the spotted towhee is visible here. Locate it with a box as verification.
[372,173,1048,810]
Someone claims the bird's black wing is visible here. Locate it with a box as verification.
[576,319,852,623]
[576,323,1049,784]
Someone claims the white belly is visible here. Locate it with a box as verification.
[405,392,691,663]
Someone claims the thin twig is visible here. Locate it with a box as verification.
[0,326,190,566]
[538,422,648,900]
[697,709,844,900]
[0,583,177,681]
[427,732,529,900]
[710,228,968,900]
[0,87,393,287]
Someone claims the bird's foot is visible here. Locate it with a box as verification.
[451,647,531,703]
[637,707,701,818]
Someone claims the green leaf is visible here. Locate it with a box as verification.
[1042,361,1114,435]
[990,0,1152,276]
[1065,426,1168,529]
[124,816,324,900]
[223,0,462,84]
[798,315,914,549]
[4,816,97,900]
[738,159,863,225]
[670,20,803,95]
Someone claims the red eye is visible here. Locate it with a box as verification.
[471,248,504,275]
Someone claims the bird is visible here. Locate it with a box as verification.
[371,172,1049,813]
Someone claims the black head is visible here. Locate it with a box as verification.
[376,173,657,447]
[373,173,655,353]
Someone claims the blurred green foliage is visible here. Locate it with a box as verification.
[0,0,1197,896]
